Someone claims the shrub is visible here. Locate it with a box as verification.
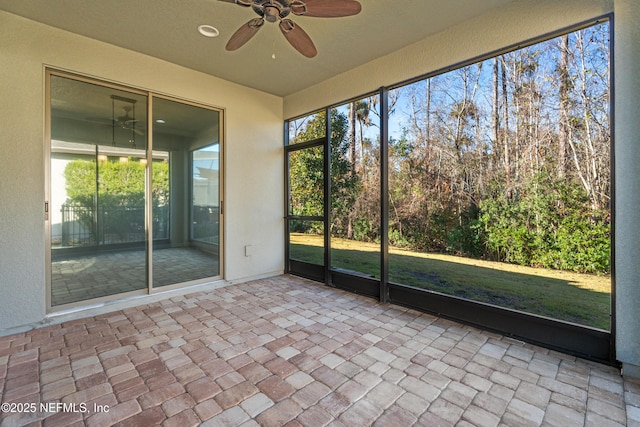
[480,174,609,273]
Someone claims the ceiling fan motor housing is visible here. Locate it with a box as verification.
[252,1,291,22]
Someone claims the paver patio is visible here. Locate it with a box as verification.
[1,275,639,426]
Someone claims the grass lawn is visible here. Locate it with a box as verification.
[290,233,611,330]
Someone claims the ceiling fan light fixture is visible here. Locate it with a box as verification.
[198,24,220,38]
[264,6,280,23]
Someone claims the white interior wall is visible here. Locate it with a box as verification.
[0,10,284,332]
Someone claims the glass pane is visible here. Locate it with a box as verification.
[152,98,220,287]
[97,149,148,246]
[192,145,220,244]
[288,146,324,217]
[50,75,148,305]
[387,22,611,330]
[330,97,381,278]
[288,111,326,144]
[289,220,324,265]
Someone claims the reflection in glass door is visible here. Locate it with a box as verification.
[152,98,221,287]
[49,75,148,306]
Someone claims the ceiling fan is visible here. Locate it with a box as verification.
[116,106,137,126]
[219,0,362,58]
[116,106,144,136]
[84,108,143,136]
[111,96,144,138]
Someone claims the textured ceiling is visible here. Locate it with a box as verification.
[0,0,517,96]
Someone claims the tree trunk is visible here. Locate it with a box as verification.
[349,102,357,178]
[558,34,570,179]
[348,102,356,239]
[492,58,500,174]
[501,56,511,189]
[426,79,432,154]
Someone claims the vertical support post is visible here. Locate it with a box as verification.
[284,121,291,274]
[614,0,640,377]
[324,108,332,286]
[146,95,153,292]
[608,13,616,367]
[94,145,100,246]
[380,87,389,303]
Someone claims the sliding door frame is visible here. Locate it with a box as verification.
[45,69,224,312]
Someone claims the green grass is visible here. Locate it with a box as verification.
[290,233,611,330]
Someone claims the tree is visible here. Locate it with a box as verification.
[480,173,609,273]
[384,23,610,271]
[288,110,359,236]
[558,34,570,179]
[63,157,169,243]
[290,23,611,275]
[64,158,168,208]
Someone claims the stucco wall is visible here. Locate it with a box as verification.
[614,0,640,377]
[0,10,284,332]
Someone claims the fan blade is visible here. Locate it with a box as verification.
[291,0,361,18]
[279,19,317,58]
[226,18,264,51]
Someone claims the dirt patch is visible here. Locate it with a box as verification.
[410,271,525,308]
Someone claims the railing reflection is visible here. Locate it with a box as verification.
[56,204,169,247]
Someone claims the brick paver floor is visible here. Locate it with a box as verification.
[1,275,639,426]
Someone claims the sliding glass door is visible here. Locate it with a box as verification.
[48,72,222,308]
[49,75,149,305]
[152,97,221,287]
